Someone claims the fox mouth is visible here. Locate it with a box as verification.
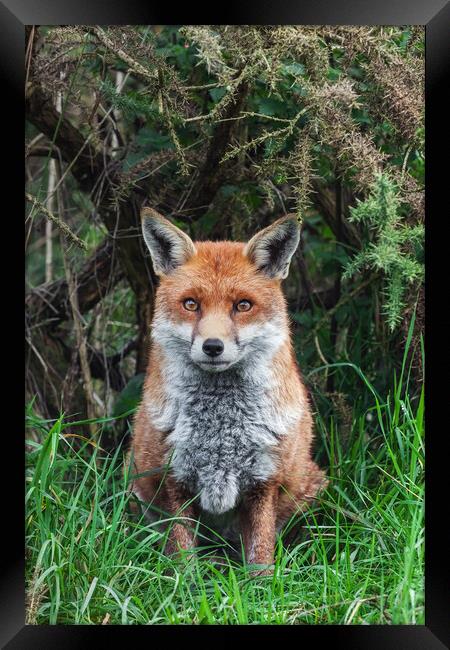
[196,359,234,372]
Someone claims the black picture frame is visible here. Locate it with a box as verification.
[9,1,448,646]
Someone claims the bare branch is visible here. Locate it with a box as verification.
[62,248,97,429]
[90,27,157,83]
[26,192,88,250]
[26,238,123,328]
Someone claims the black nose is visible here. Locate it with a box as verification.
[202,338,224,357]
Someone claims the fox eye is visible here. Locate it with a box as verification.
[236,299,252,312]
[183,298,199,312]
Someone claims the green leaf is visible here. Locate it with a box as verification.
[257,96,287,117]
[281,62,305,77]
[135,127,174,151]
[327,67,341,81]
[209,87,227,103]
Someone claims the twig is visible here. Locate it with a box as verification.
[58,211,97,432]
[400,144,413,184]
[220,107,307,164]
[314,335,329,366]
[25,192,87,250]
[90,27,157,83]
[64,260,97,433]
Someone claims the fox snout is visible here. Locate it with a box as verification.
[202,338,224,357]
[190,315,239,371]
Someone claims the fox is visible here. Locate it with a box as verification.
[129,207,327,568]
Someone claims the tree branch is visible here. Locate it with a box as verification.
[26,192,88,250]
[310,180,362,250]
[26,238,123,329]
[26,85,106,195]
[186,79,249,216]
[26,80,157,373]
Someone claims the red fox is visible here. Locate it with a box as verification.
[129,208,327,567]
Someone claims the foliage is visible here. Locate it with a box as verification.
[343,173,424,331]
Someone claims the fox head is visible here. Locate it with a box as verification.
[141,208,300,373]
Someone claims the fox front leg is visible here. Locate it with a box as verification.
[162,480,197,557]
[165,520,196,556]
[240,482,279,574]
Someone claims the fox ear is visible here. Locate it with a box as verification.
[244,215,301,280]
[141,208,196,276]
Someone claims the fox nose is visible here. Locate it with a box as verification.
[202,338,224,357]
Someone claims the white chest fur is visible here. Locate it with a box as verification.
[148,352,302,515]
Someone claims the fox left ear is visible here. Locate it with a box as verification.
[141,207,196,276]
[244,215,301,280]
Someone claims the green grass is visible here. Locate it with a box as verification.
[25,352,424,625]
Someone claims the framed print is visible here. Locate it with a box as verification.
[5,0,448,646]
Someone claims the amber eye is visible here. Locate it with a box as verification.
[236,299,252,312]
[183,298,199,312]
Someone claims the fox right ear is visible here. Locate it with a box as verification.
[141,208,196,276]
[244,214,301,280]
